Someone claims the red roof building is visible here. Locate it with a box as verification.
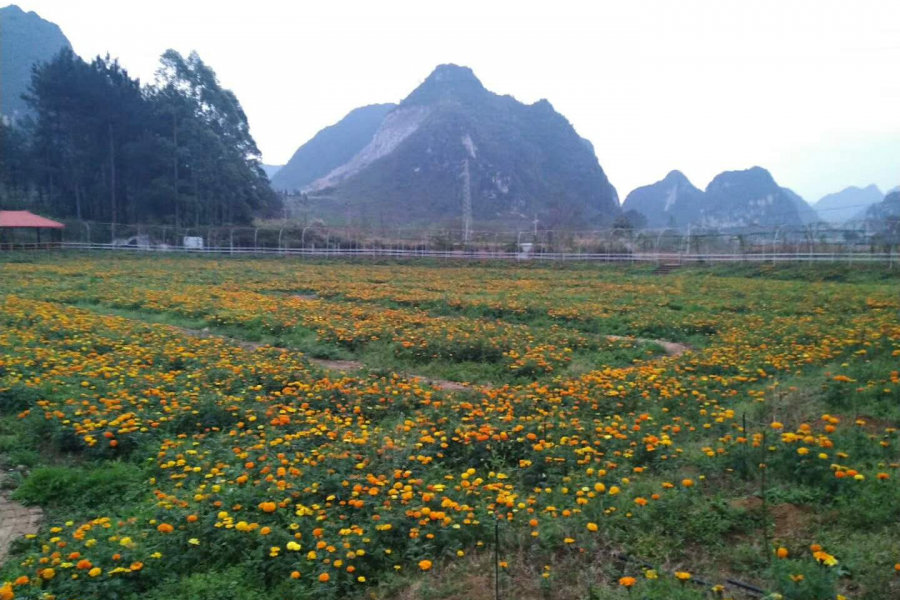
[0,211,65,229]
[0,211,65,249]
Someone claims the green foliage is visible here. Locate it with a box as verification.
[3,46,279,225]
[134,568,277,600]
[12,463,146,511]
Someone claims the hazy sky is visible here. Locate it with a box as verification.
[9,0,900,201]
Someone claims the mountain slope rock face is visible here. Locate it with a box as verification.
[781,187,819,226]
[304,64,620,228]
[0,4,72,119]
[271,103,396,191]
[814,185,883,223]
[621,170,705,228]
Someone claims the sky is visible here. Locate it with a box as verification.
[7,0,900,202]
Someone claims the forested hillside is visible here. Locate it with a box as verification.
[0,48,280,226]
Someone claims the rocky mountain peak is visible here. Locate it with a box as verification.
[401,63,488,106]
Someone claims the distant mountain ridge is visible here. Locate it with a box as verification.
[814,185,884,223]
[282,64,620,228]
[0,4,72,118]
[261,164,283,179]
[622,167,817,229]
[865,190,900,222]
[271,103,396,192]
[620,170,704,228]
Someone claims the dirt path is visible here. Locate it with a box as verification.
[170,327,474,391]
[0,492,42,565]
[169,326,689,389]
[606,335,692,357]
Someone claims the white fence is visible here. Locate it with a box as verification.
[23,242,893,265]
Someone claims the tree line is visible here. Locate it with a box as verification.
[0,48,281,226]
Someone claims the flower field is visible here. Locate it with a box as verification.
[0,255,898,600]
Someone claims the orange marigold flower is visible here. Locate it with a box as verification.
[776,547,789,559]
[318,572,330,583]
[419,559,433,571]
[157,523,174,533]
[618,576,637,588]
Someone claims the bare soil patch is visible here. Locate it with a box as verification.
[0,492,42,564]
[606,335,692,357]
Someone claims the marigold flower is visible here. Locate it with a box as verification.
[419,559,433,571]
[675,571,691,581]
[156,523,174,534]
[586,522,598,532]
[618,576,637,588]
[318,572,330,583]
[776,547,789,559]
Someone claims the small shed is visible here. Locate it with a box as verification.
[0,211,65,248]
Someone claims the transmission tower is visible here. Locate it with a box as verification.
[461,159,472,243]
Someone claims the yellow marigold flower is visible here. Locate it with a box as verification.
[586,522,598,532]
[675,571,691,581]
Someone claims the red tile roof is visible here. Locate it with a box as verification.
[0,211,65,229]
